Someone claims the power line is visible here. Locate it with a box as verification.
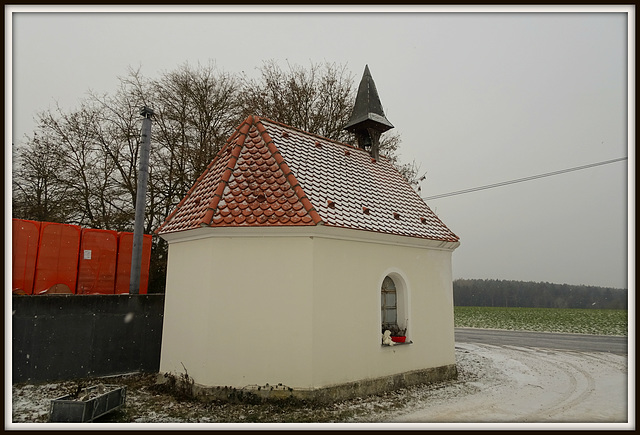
[422,157,628,201]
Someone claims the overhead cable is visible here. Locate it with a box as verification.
[422,157,628,201]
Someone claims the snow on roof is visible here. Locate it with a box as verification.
[157,115,458,243]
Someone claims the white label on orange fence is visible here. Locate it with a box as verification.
[84,249,92,260]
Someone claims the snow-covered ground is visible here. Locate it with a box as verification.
[9,342,632,429]
[393,343,629,426]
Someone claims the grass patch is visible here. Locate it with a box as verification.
[454,307,627,336]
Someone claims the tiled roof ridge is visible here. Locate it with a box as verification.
[258,117,361,153]
[155,128,242,235]
[197,117,255,226]
[254,119,323,225]
[259,116,402,168]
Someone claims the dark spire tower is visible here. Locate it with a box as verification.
[344,65,394,160]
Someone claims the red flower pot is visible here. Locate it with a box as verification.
[391,336,406,343]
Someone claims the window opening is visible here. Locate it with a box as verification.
[381,276,397,331]
[381,275,408,344]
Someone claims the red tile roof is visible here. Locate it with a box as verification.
[157,116,459,242]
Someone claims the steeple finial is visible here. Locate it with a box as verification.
[344,65,393,159]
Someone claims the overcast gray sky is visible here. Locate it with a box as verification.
[7,6,632,289]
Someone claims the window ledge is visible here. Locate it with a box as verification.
[381,341,413,347]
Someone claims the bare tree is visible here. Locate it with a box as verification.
[89,74,147,215]
[12,134,72,223]
[30,103,131,230]
[148,61,242,225]
[239,60,356,143]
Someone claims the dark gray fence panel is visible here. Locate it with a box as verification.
[12,294,164,383]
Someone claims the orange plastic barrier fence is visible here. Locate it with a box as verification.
[12,219,153,295]
[115,232,152,295]
[33,222,81,294]
[12,219,41,295]
[76,228,119,294]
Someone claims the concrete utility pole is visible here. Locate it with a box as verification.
[130,106,154,295]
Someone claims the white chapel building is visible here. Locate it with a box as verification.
[156,66,460,401]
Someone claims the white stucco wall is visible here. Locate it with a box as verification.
[159,233,315,388]
[160,227,458,391]
[309,235,456,388]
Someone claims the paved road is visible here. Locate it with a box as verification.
[455,328,628,355]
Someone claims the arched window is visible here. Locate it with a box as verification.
[381,276,397,331]
[381,274,409,342]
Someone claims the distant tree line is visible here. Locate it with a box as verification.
[453,279,627,310]
[12,60,415,293]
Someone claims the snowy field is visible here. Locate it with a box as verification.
[454,306,627,336]
[9,342,631,429]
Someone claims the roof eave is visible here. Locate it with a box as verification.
[159,224,460,251]
[344,114,394,133]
